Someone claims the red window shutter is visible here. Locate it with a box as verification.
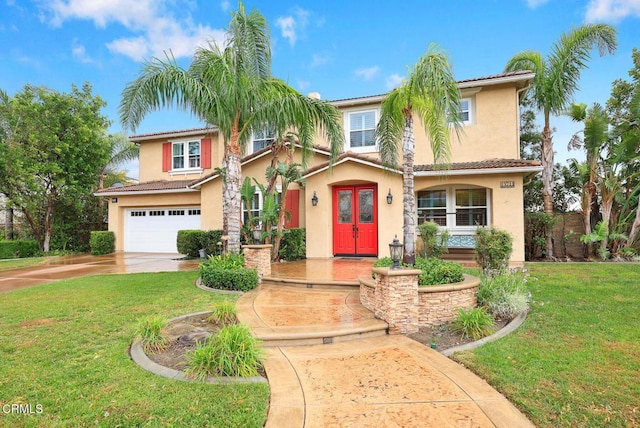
[284,189,299,228]
[201,138,212,169]
[162,142,172,172]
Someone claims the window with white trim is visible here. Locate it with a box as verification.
[172,140,200,170]
[242,189,282,226]
[252,127,276,153]
[417,187,489,228]
[457,98,474,125]
[344,109,378,152]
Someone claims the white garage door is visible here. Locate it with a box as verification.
[124,207,201,253]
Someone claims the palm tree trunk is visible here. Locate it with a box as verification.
[4,206,13,240]
[225,152,242,254]
[626,197,640,246]
[541,116,555,259]
[402,112,416,265]
[583,183,594,257]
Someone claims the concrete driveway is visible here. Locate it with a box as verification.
[0,253,200,293]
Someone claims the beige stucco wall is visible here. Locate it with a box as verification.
[303,163,527,264]
[304,161,404,259]
[108,192,201,252]
[414,172,526,264]
[138,132,223,182]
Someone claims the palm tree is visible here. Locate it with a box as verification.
[568,102,608,257]
[376,43,463,265]
[99,133,139,190]
[505,24,617,258]
[119,2,342,253]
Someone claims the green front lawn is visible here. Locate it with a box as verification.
[0,271,269,427]
[454,263,640,427]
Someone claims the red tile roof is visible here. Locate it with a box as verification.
[415,158,541,172]
[96,180,195,194]
[129,126,217,142]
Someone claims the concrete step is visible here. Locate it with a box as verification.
[261,277,360,289]
[256,320,389,347]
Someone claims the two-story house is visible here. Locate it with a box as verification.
[96,70,541,265]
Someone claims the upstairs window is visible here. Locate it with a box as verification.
[172,140,200,170]
[252,127,276,153]
[457,98,474,125]
[345,109,378,152]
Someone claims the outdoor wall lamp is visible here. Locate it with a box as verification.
[386,189,393,204]
[311,191,318,206]
[111,197,118,203]
[389,235,404,269]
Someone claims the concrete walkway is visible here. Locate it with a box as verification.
[238,277,534,427]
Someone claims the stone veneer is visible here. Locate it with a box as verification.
[360,271,480,330]
[243,244,272,278]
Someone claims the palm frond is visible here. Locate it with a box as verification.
[505,50,547,112]
[376,89,405,168]
[546,24,617,115]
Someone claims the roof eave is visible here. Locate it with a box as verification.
[415,165,543,177]
[94,188,199,197]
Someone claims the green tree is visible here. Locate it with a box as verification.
[376,43,463,265]
[608,49,640,248]
[505,24,617,258]
[119,2,343,254]
[0,83,111,252]
[568,102,609,256]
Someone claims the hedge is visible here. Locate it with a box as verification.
[90,231,115,255]
[279,228,306,261]
[0,240,40,259]
[177,230,224,257]
[199,254,258,292]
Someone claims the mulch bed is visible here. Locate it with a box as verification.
[408,317,510,351]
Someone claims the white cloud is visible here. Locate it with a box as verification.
[276,7,310,47]
[525,0,550,8]
[311,53,329,68]
[39,0,225,61]
[355,66,381,81]
[585,0,640,22]
[71,39,97,64]
[385,73,404,90]
[276,16,296,45]
[220,0,230,12]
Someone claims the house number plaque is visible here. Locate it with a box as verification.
[500,181,515,189]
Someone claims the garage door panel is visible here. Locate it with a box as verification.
[124,207,201,253]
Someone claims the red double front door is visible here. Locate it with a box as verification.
[333,185,378,256]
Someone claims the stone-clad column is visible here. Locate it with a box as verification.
[243,245,272,279]
[372,267,421,334]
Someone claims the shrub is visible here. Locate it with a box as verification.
[417,221,449,258]
[177,230,204,257]
[200,253,258,292]
[414,257,464,286]
[136,316,168,353]
[524,212,556,260]
[0,240,40,259]
[451,307,495,340]
[373,256,394,269]
[186,324,264,379]
[279,228,306,261]
[200,230,224,257]
[475,227,513,277]
[208,301,238,326]
[477,273,530,319]
[89,231,115,255]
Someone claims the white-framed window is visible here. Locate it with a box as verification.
[172,140,201,170]
[457,97,474,125]
[417,186,489,228]
[344,108,379,152]
[242,188,282,226]
[251,127,276,153]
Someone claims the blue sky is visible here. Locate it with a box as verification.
[1,0,639,177]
